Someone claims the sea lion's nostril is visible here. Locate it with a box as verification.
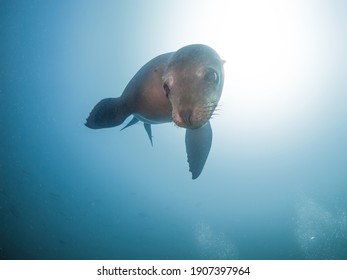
[180,110,192,126]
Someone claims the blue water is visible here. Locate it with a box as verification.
[1,1,347,260]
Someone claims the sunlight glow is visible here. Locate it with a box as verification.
[168,0,340,152]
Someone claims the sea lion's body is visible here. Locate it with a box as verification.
[121,53,173,124]
[86,44,224,179]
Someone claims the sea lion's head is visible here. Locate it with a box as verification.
[163,44,224,129]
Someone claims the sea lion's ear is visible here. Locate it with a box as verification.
[185,121,212,179]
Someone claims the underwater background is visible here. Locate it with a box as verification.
[1,0,347,260]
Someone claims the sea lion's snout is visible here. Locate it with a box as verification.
[172,108,210,129]
[173,110,193,128]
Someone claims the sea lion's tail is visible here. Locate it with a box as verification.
[85,97,130,129]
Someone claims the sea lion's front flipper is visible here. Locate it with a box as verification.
[144,123,153,146]
[85,97,129,129]
[185,121,212,179]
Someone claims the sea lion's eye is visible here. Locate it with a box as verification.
[163,83,170,98]
[204,69,219,84]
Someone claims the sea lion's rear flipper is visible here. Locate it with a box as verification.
[144,123,153,146]
[121,117,139,131]
[185,121,212,179]
[85,97,129,129]
[120,118,153,146]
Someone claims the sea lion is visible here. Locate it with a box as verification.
[85,44,224,179]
